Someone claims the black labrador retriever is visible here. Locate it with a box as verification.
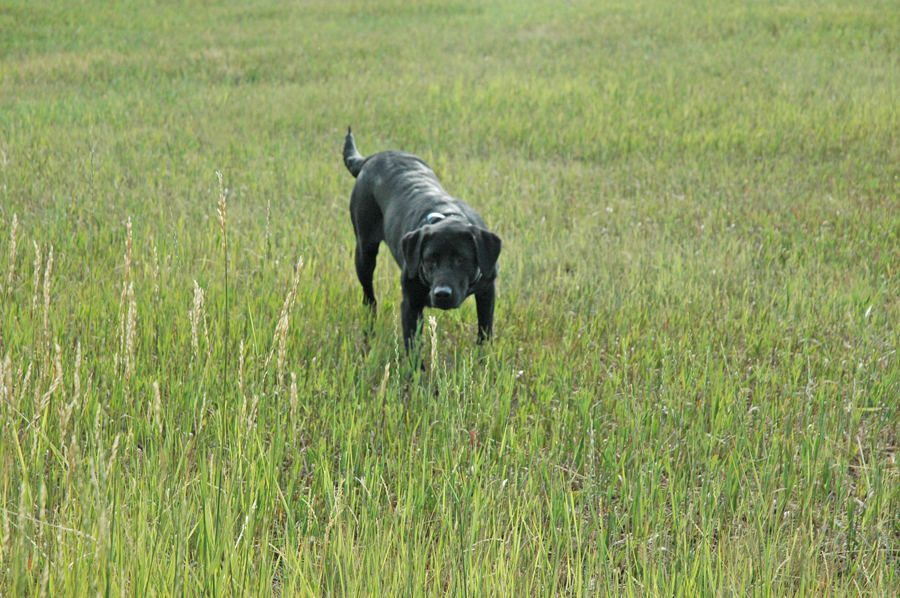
[343,128,502,352]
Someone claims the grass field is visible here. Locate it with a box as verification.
[1,0,899,595]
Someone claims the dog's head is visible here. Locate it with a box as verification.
[401,219,501,310]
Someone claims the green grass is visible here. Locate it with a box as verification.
[1,0,899,595]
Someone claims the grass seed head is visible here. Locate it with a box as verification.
[290,372,298,422]
[248,394,259,431]
[65,432,79,479]
[378,362,391,400]
[323,477,345,546]
[238,339,246,400]
[190,280,206,362]
[41,245,54,359]
[6,213,18,293]
[37,341,62,420]
[216,170,227,237]
[38,480,47,525]
[124,217,132,281]
[124,281,137,384]
[38,559,49,598]
[18,362,32,412]
[270,256,304,381]
[152,245,160,299]
[116,280,136,382]
[106,433,121,480]
[1,497,9,548]
[93,399,104,440]
[115,220,134,372]
[198,393,208,433]
[97,510,109,556]
[16,481,26,532]
[1,354,11,406]
[264,198,271,259]
[152,380,162,433]
[60,396,76,440]
[31,241,41,316]
[74,341,82,401]
[428,316,438,367]
[83,370,92,407]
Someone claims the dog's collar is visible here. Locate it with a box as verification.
[423,211,469,226]
[470,267,482,286]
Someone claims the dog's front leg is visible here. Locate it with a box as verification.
[475,282,496,344]
[400,278,428,354]
[400,296,426,354]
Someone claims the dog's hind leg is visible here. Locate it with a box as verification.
[355,237,380,311]
[350,179,384,312]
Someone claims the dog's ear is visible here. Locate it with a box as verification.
[401,228,427,278]
[473,227,502,275]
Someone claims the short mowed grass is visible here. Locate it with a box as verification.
[1,0,899,595]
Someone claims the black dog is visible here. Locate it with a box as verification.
[343,128,502,352]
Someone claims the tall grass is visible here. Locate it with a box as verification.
[0,0,898,595]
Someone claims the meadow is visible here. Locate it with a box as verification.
[1,0,899,595]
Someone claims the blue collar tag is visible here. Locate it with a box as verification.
[425,212,446,225]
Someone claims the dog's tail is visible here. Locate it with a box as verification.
[343,126,366,178]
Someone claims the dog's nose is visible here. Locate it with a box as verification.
[433,286,452,300]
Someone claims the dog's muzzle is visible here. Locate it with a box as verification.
[433,286,452,300]
[430,285,457,309]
